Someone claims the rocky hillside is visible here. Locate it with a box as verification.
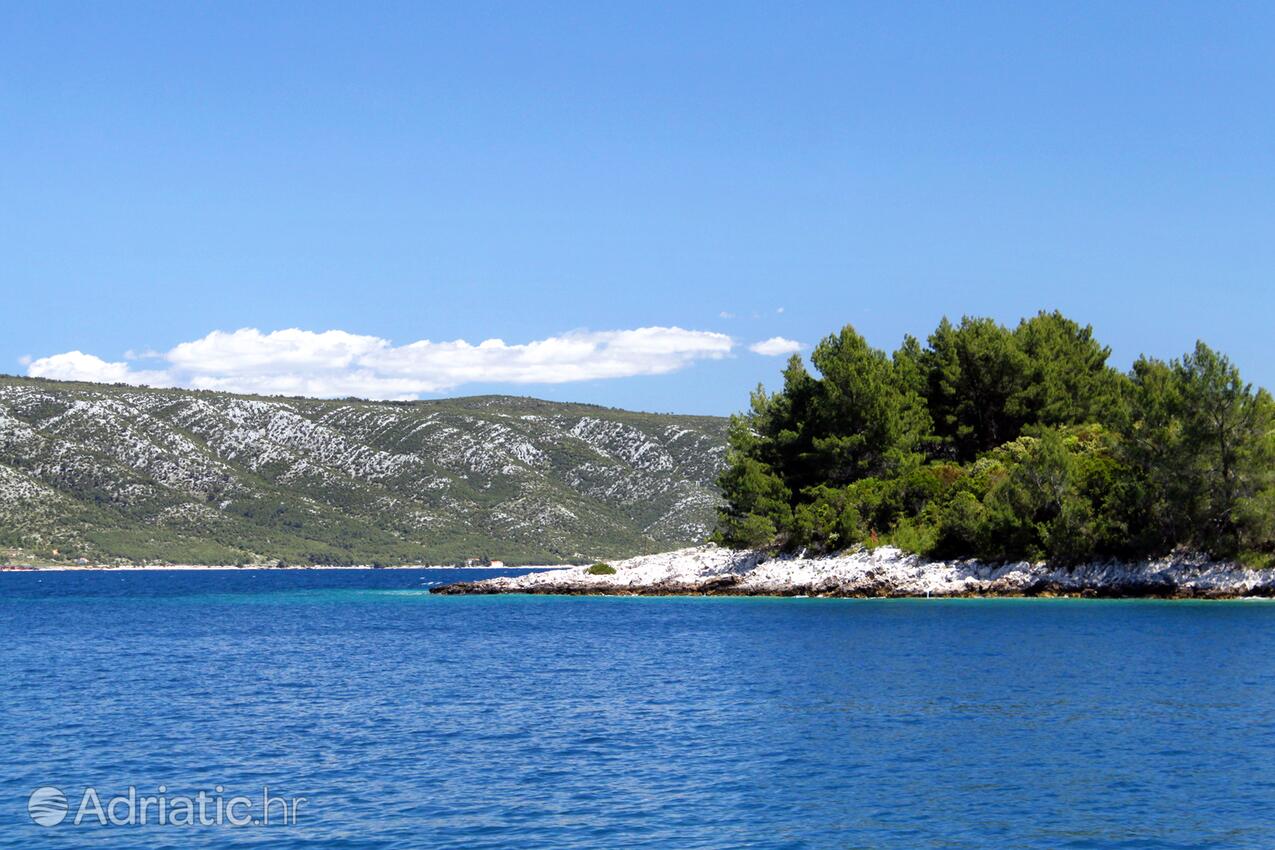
[0,376,728,565]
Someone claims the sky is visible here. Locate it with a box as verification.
[2,2,1272,415]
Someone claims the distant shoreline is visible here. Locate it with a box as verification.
[0,377,727,575]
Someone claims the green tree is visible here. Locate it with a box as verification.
[1121,344,1275,557]
[1119,356,1192,553]
[803,325,930,486]
[712,416,794,548]
[922,317,1026,460]
[758,355,825,496]
[1010,311,1124,428]
[1173,342,1274,554]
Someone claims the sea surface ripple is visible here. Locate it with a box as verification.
[2,569,1273,849]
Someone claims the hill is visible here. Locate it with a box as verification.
[0,376,728,565]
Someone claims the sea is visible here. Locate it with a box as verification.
[2,568,1273,849]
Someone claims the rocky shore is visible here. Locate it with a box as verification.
[431,545,1275,599]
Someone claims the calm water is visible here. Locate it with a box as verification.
[2,569,1274,849]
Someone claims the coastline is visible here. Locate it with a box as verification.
[431,545,1275,600]
[0,564,574,572]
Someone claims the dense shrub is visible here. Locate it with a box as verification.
[586,563,616,575]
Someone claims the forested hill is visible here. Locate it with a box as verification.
[0,376,728,565]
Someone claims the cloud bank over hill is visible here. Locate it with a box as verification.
[26,327,738,399]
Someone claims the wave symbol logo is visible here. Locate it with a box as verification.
[28,786,69,827]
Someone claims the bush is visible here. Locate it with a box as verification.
[586,563,616,575]
[712,512,778,549]
[792,485,862,550]
[882,515,940,557]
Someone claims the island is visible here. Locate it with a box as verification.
[437,311,1275,598]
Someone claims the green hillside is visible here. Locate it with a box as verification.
[0,376,727,566]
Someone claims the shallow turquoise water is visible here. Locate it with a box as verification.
[2,569,1274,848]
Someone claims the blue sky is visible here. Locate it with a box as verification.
[2,2,1272,415]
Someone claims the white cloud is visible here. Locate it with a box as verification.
[27,326,735,399]
[168,329,390,376]
[748,337,803,357]
[25,351,171,386]
[718,311,736,319]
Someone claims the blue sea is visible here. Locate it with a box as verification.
[2,568,1274,849]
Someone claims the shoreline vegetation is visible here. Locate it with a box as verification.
[438,310,1275,599]
[711,311,1274,567]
